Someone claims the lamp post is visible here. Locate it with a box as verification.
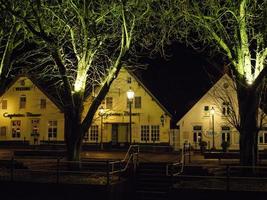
[99,106,104,150]
[127,88,134,145]
[210,107,216,150]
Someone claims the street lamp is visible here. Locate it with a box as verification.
[99,106,104,150]
[127,88,134,145]
[210,107,216,150]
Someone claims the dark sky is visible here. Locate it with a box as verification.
[138,43,223,122]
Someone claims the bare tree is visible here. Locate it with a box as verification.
[0,7,25,93]
[0,0,171,161]
[168,0,267,165]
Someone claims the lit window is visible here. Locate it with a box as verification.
[48,120,57,139]
[259,132,267,144]
[19,95,26,109]
[11,121,21,138]
[221,126,231,143]
[1,100,7,109]
[141,125,150,142]
[40,99,46,109]
[151,125,160,142]
[90,125,99,142]
[135,96,141,108]
[222,102,230,116]
[106,97,113,109]
[31,119,40,136]
[193,126,202,143]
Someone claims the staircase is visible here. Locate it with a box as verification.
[135,162,171,200]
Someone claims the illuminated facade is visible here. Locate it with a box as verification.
[0,69,172,147]
[0,76,64,145]
[83,68,172,146]
[176,74,267,150]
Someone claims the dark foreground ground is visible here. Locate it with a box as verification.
[1,148,267,200]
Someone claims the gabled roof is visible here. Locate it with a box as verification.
[176,73,229,125]
[127,68,172,118]
[0,74,64,112]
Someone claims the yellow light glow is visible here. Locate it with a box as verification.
[127,88,134,100]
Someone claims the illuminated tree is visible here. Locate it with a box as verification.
[169,0,267,165]
[0,0,170,161]
[0,9,24,93]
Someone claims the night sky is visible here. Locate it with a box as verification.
[138,43,223,122]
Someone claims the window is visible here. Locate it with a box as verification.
[31,119,40,136]
[48,120,57,139]
[151,125,160,142]
[141,125,150,142]
[11,120,21,138]
[84,131,89,141]
[1,100,7,109]
[222,102,230,116]
[204,106,209,111]
[221,126,231,143]
[259,132,267,144]
[90,125,99,142]
[193,125,202,143]
[126,98,132,108]
[135,96,141,108]
[20,80,25,86]
[19,95,26,109]
[15,87,30,91]
[40,99,46,109]
[106,97,113,109]
[127,77,132,84]
[0,127,7,137]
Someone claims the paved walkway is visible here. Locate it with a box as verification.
[0,148,243,166]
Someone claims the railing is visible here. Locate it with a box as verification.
[110,144,139,175]
[0,145,139,186]
[169,164,267,192]
[166,143,191,176]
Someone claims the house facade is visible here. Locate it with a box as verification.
[83,68,172,147]
[176,74,267,151]
[0,69,172,147]
[0,76,65,145]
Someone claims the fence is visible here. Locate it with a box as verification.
[0,145,139,186]
[168,164,267,192]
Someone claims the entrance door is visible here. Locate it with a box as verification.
[112,124,118,145]
[31,119,40,145]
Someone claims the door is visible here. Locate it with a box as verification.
[31,119,40,145]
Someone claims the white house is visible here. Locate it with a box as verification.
[0,75,65,145]
[83,68,172,147]
[176,73,267,150]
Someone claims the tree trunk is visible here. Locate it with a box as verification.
[237,80,260,166]
[64,115,84,161]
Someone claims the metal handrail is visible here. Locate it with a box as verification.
[110,145,139,175]
[166,147,184,176]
